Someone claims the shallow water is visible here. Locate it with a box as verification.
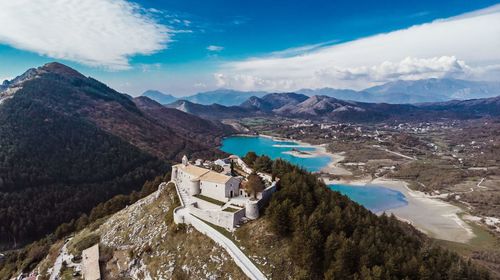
[220,136,331,172]
[328,184,408,212]
[221,135,408,211]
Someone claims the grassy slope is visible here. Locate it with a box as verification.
[35,184,246,280]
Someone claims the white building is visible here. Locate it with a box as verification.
[172,155,241,201]
[171,155,277,229]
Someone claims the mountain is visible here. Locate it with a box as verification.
[167,91,500,123]
[142,90,177,104]
[275,95,415,122]
[419,95,500,117]
[133,96,235,144]
[298,88,374,102]
[164,92,308,119]
[184,89,268,106]
[365,78,500,103]
[241,92,308,111]
[166,99,261,119]
[0,62,231,250]
[297,79,500,104]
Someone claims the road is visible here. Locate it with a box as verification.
[172,181,267,280]
[188,214,267,280]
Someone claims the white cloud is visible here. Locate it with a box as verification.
[215,4,500,91]
[316,56,472,82]
[0,0,171,69]
[207,45,224,52]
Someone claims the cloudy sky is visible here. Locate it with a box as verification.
[0,0,499,96]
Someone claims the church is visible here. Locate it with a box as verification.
[171,155,241,202]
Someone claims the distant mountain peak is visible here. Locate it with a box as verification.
[142,90,177,105]
[183,89,268,106]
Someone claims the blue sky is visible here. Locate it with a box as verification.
[0,0,499,96]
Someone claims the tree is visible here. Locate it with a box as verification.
[253,155,272,173]
[244,173,265,199]
[243,151,258,166]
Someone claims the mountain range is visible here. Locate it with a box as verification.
[161,91,500,122]
[143,78,500,106]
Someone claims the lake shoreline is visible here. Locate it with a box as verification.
[324,177,475,243]
[224,134,475,243]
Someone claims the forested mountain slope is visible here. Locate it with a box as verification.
[236,154,491,279]
[0,63,230,250]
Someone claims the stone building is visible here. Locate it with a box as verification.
[171,155,277,229]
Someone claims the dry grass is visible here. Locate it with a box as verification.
[235,218,297,279]
[36,239,64,279]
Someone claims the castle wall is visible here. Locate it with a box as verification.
[257,181,278,208]
[191,196,222,210]
[189,206,245,229]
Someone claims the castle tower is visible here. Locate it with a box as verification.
[245,200,259,219]
[171,166,178,182]
[189,178,201,195]
[182,155,189,166]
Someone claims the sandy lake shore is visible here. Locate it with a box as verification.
[235,134,475,243]
[323,177,475,243]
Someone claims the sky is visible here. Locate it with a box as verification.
[0,0,499,96]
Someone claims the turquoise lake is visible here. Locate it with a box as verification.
[328,184,408,212]
[221,135,408,212]
[220,136,331,172]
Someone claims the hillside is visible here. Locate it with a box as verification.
[28,183,247,279]
[419,95,500,117]
[16,156,491,280]
[166,99,262,120]
[133,96,234,151]
[240,92,308,111]
[0,63,230,250]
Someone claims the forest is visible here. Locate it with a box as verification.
[0,174,169,279]
[0,94,168,250]
[243,153,491,279]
